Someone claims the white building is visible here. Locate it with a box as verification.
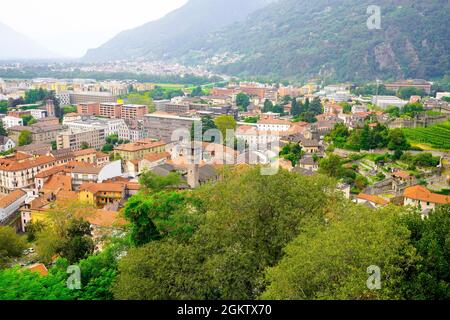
[56,92,71,106]
[0,189,28,226]
[372,96,408,109]
[0,136,16,152]
[30,109,48,119]
[436,92,450,100]
[256,118,292,132]
[64,116,128,138]
[2,116,23,129]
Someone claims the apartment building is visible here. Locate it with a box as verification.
[0,154,56,193]
[68,91,118,105]
[99,103,122,118]
[114,139,168,161]
[385,79,432,94]
[2,116,23,129]
[57,128,106,151]
[8,124,66,144]
[64,116,128,138]
[30,109,48,119]
[121,104,147,120]
[143,113,200,142]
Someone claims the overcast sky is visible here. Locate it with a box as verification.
[0,0,188,58]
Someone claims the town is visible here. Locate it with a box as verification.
[0,78,449,266]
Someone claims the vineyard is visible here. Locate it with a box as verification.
[403,121,450,150]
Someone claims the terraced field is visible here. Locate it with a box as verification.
[403,121,450,151]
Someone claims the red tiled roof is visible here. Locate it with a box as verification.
[357,193,389,206]
[404,185,450,205]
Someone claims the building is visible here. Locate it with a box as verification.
[114,139,168,162]
[356,193,390,208]
[2,116,23,129]
[63,115,128,138]
[57,128,106,151]
[143,113,200,142]
[403,185,450,213]
[77,102,99,115]
[0,136,16,152]
[121,104,147,120]
[0,189,27,227]
[256,118,292,132]
[30,109,48,119]
[0,154,55,193]
[372,96,408,109]
[8,124,66,145]
[67,91,117,105]
[385,79,432,94]
[78,183,125,208]
[99,103,122,118]
[44,100,55,117]
[16,143,52,156]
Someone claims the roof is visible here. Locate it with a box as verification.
[0,189,27,209]
[300,139,321,148]
[404,185,450,205]
[79,182,124,194]
[0,155,55,172]
[96,151,109,158]
[392,171,412,180]
[85,210,128,228]
[74,148,97,157]
[115,140,167,152]
[142,152,171,163]
[299,157,317,166]
[258,118,292,126]
[42,175,72,192]
[357,193,389,206]
[71,166,102,175]
[26,263,48,276]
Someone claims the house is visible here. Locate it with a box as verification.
[78,183,125,208]
[114,139,168,161]
[299,138,321,154]
[0,189,28,228]
[26,263,48,276]
[126,152,171,176]
[74,148,98,164]
[403,185,450,214]
[356,193,390,208]
[298,156,319,171]
[0,136,16,152]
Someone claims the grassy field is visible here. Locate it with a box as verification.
[403,121,450,151]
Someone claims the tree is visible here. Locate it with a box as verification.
[397,87,426,99]
[236,93,250,111]
[126,92,155,113]
[18,130,32,146]
[102,144,114,152]
[59,219,94,264]
[80,142,90,150]
[114,167,338,300]
[191,116,218,142]
[262,205,417,299]
[329,123,350,148]
[214,115,236,142]
[280,143,303,166]
[309,97,323,115]
[190,86,204,97]
[124,191,202,246]
[0,227,26,268]
[262,99,273,113]
[291,99,301,116]
[0,120,7,137]
[20,115,35,126]
[387,129,410,151]
[139,170,182,192]
[399,206,450,299]
[319,154,344,178]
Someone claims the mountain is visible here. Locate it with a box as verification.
[85,0,450,82]
[0,22,59,60]
[83,0,274,62]
[183,0,450,82]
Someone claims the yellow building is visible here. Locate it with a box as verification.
[114,139,167,162]
[78,183,124,208]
